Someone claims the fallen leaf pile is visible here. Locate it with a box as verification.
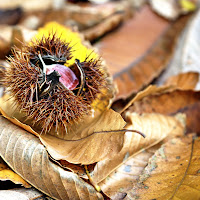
[0,1,200,200]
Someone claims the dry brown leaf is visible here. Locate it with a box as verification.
[83,12,124,41]
[41,108,126,164]
[128,89,200,114]
[46,108,126,141]
[0,95,126,164]
[164,72,199,90]
[114,13,191,99]
[98,112,186,198]
[125,134,200,200]
[96,5,191,99]
[0,8,22,25]
[0,116,103,200]
[0,96,39,137]
[99,145,159,199]
[0,157,30,188]
[182,102,200,134]
[96,5,169,77]
[0,188,45,200]
[39,110,126,164]
[120,85,173,113]
[20,1,131,31]
[90,112,185,185]
[0,36,10,59]
[127,88,200,134]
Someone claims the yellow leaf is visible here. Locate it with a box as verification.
[180,0,196,11]
[0,157,30,188]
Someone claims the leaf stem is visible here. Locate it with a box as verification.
[84,165,101,192]
[94,129,146,138]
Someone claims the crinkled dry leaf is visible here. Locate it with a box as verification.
[128,89,200,115]
[0,157,30,188]
[0,188,45,200]
[90,112,185,184]
[39,109,126,164]
[0,95,126,164]
[98,112,186,198]
[0,116,103,200]
[127,88,200,134]
[99,145,159,199]
[126,134,200,200]
[120,85,174,114]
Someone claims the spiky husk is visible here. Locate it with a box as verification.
[25,35,72,64]
[3,35,113,133]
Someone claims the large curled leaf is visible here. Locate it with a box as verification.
[0,116,103,200]
[126,134,200,200]
[39,112,126,164]
[111,12,190,99]
[0,95,126,164]
[90,112,185,184]
[95,5,170,99]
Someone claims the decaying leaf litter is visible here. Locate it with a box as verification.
[0,0,200,200]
